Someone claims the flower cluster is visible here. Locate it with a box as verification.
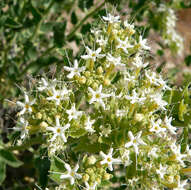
[157,3,184,55]
[15,13,190,190]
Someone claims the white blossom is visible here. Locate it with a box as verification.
[81,47,105,62]
[88,85,111,109]
[100,148,121,171]
[138,35,150,50]
[47,117,70,142]
[84,116,95,133]
[164,116,176,135]
[156,164,167,179]
[102,14,120,23]
[16,94,35,115]
[64,60,86,79]
[173,179,188,190]
[14,117,29,139]
[37,77,57,91]
[46,87,69,105]
[125,131,146,154]
[66,104,82,121]
[60,163,82,185]
[150,118,166,137]
[116,37,133,54]
[125,89,146,104]
[85,182,97,190]
[106,53,125,68]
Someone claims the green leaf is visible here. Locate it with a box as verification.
[78,0,94,10]
[53,21,67,47]
[5,17,22,29]
[49,156,65,183]
[0,160,6,185]
[71,11,78,25]
[181,127,188,153]
[35,155,50,188]
[178,99,187,122]
[185,55,191,66]
[0,149,23,168]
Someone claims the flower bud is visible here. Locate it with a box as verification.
[103,78,110,86]
[87,155,97,165]
[40,121,48,128]
[84,71,91,78]
[36,112,42,119]
[78,76,86,84]
[103,173,111,180]
[82,174,90,182]
[97,66,103,74]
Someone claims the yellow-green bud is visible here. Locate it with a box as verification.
[86,168,94,175]
[103,78,110,86]
[103,173,111,180]
[92,82,98,90]
[97,66,103,74]
[134,113,144,122]
[96,177,101,184]
[36,112,42,119]
[78,76,86,84]
[40,121,48,128]
[82,174,90,182]
[87,155,97,165]
[84,71,91,78]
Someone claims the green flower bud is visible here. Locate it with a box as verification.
[87,155,97,165]
[82,174,90,182]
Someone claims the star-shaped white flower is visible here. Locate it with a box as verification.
[164,116,176,135]
[66,104,82,121]
[150,93,168,110]
[132,54,149,68]
[37,77,57,91]
[88,85,111,110]
[106,53,125,68]
[174,179,188,190]
[14,117,29,139]
[125,89,146,104]
[116,37,133,54]
[85,182,97,190]
[60,162,82,185]
[156,164,167,179]
[100,148,121,171]
[150,118,166,137]
[64,60,86,79]
[170,144,187,166]
[125,131,146,154]
[84,116,95,133]
[46,87,69,105]
[16,94,36,115]
[47,117,70,142]
[81,47,105,62]
[102,14,120,23]
[124,20,135,34]
[138,35,150,50]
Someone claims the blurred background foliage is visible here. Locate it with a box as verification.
[0,0,191,189]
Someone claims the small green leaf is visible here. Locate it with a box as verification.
[71,11,78,25]
[0,160,6,185]
[178,99,187,122]
[185,55,191,66]
[181,127,188,153]
[0,149,23,168]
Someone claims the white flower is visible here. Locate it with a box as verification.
[125,89,146,104]
[88,85,111,109]
[164,116,176,135]
[14,117,29,139]
[170,144,187,166]
[46,87,69,105]
[156,164,167,179]
[125,131,146,154]
[116,109,126,118]
[173,179,188,190]
[132,54,149,68]
[106,53,125,68]
[60,162,82,185]
[102,13,120,23]
[37,77,57,91]
[150,93,168,110]
[16,94,35,115]
[100,125,112,137]
[81,47,105,62]
[150,118,166,137]
[85,182,97,190]
[116,37,133,54]
[124,20,135,34]
[121,149,132,166]
[123,72,136,83]
[84,116,95,133]
[148,147,158,158]
[47,117,70,142]
[66,104,82,121]
[100,148,121,171]
[96,35,107,47]
[64,60,86,79]
[138,35,150,50]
